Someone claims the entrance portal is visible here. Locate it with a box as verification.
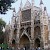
[34,38,40,48]
[19,34,30,50]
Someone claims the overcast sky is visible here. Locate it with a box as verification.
[0,0,50,24]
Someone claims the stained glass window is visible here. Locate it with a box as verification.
[22,9,31,21]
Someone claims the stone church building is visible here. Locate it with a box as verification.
[5,0,50,50]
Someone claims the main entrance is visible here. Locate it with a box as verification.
[19,34,30,50]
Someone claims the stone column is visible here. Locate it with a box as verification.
[43,25,49,50]
[31,2,34,48]
[16,10,21,48]
[9,29,14,46]
[16,23,20,49]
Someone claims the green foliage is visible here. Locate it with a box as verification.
[0,0,17,14]
[0,43,8,50]
[0,18,6,44]
[0,18,6,27]
[0,18,6,34]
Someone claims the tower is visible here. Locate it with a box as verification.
[40,0,44,13]
[31,0,34,48]
[9,8,17,48]
[40,0,49,49]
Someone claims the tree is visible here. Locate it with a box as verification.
[0,0,17,14]
[0,18,6,44]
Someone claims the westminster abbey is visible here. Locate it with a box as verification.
[5,0,50,50]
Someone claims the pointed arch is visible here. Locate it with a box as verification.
[19,34,30,49]
[12,39,16,47]
[20,30,30,41]
[34,26,41,38]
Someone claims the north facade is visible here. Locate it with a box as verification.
[5,0,50,50]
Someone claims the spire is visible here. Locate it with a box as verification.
[40,0,44,12]
[31,0,34,6]
[40,0,43,5]
[20,0,22,10]
[44,7,48,16]
[13,8,16,17]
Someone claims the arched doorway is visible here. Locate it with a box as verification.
[34,38,40,48]
[19,34,30,50]
[12,39,16,47]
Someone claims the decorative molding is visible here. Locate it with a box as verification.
[22,0,31,11]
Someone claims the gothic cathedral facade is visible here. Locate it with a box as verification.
[5,0,50,50]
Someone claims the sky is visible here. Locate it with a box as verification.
[0,0,50,24]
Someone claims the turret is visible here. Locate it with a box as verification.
[44,7,48,16]
[13,8,16,17]
[20,0,22,11]
[11,8,16,29]
[32,0,34,6]
[44,7,48,25]
[40,0,43,5]
[40,0,44,12]
[12,8,16,23]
